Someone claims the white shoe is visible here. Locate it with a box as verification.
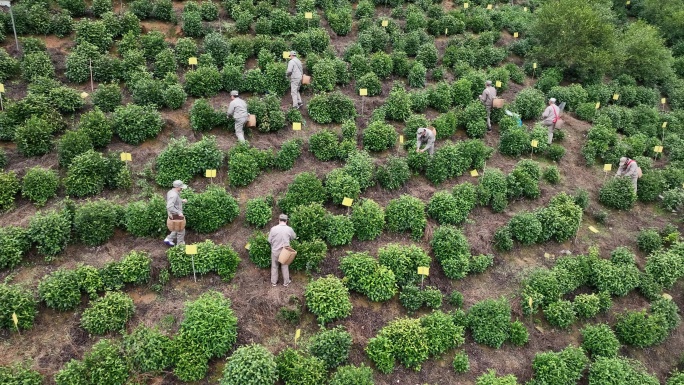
[164,239,175,246]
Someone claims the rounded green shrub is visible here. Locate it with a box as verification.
[112,104,164,145]
[14,116,53,157]
[452,351,470,373]
[124,196,167,238]
[431,225,471,279]
[343,150,375,190]
[325,169,361,205]
[245,197,272,228]
[73,200,119,246]
[580,323,620,358]
[377,156,410,190]
[92,83,122,112]
[378,244,431,286]
[466,297,511,348]
[0,284,37,331]
[308,325,352,369]
[329,365,374,385]
[176,291,238,359]
[123,324,174,373]
[544,300,577,329]
[183,186,239,233]
[508,320,529,346]
[38,269,82,311]
[637,228,662,254]
[599,177,637,210]
[385,195,426,240]
[366,317,429,372]
[309,130,339,161]
[573,293,602,319]
[63,150,108,197]
[278,172,327,214]
[307,91,357,124]
[81,291,135,335]
[340,252,397,302]
[54,339,128,385]
[305,275,352,325]
[78,109,113,148]
[29,210,71,259]
[543,165,561,184]
[351,198,384,241]
[289,202,329,242]
[247,232,271,269]
[0,226,31,270]
[276,348,327,385]
[513,87,546,120]
[220,344,276,385]
[363,121,398,152]
[509,211,542,245]
[324,214,354,247]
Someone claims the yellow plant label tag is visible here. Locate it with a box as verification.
[513,32,519,38]
[80,92,89,99]
[654,146,663,153]
[463,2,469,8]
[595,102,600,109]
[523,6,528,11]
[295,329,301,341]
[626,0,630,4]
[245,243,250,250]
[661,98,667,104]
[417,266,429,276]
[188,57,197,65]
[662,122,668,128]
[544,252,551,259]
[613,93,619,100]
[588,226,599,233]
[487,4,492,9]
[0,84,4,93]
[399,135,404,144]
[305,12,313,19]
[120,152,132,162]
[381,20,388,27]
[603,164,612,171]
[531,140,538,148]
[533,62,537,69]
[663,293,673,300]
[185,244,198,254]
[359,88,368,96]
[292,122,302,131]
[12,312,18,327]
[205,169,216,178]
[445,28,448,35]
[283,51,290,59]
[496,80,502,87]
[342,197,354,207]
[528,297,533,309]
[470,169,479,177]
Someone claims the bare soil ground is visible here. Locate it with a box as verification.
[1,2,683,384]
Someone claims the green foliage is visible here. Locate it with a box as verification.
[508,320,529,346]
[113,104,164,145]
[325,169,360,205]
[466,298,511,348]
[378,244,430,287]
[428,183,476,225]
[509,211,542,246]
[0,364,42,384]
[329,365,374,385]
[366,317,430,372]
[431,225,471,280]
[385,195,426,240]
[637,228,662,254]
[155,136,223,188]
[275,139,304,171]
[21,52,55,81]
[351,198,384,241]
[183,185,240,233]
[14,116,54,157]
[453,351,470,373]
[614,300,678,348]
[278,172,326,214]
[124,195,167,238]
[645,247,684,289]
[276,348,327,385]
[309,130,339,161]
[0,284,37,331]
[581,323,620,358]
[324,214,354,247]
[38,268,82,311]
[176,291,237,361]
[343,150,376,190]
[245,197,272,228]
[220,344,276,385]
[290,239,328,272]
[513,88,545,120]
[81,291,135,335]
[308,91,357,124]
[477,168,508,212]
[289,202,329,242]
[73,200,119,246]
[0,171,19,212]
[599,177,637,210]
[57,130,93,168]
[308,326,352,369]
[363,121,398,152]
[373,156,409,191]
[123,324,173,373]
[529,346,589,385]
[54,339,129,385]
[543,300,577,329]
[247,232,271,269]
[29,209,71,259]
[542,165,561,184]
[78,109,113,148]
[305,276,352,325]
[340,252,397,302]
[93,83,122,112]
[0,226,30,270]
[399,285,443,313]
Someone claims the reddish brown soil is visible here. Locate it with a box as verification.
[1,2,683,385]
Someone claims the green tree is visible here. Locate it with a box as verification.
[618,20,674,86]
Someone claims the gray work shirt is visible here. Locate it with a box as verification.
[286,58,303,79]
[166,189,183,216]
[542,104,560,126]
[617,159,639,178]
[268,224,297,252]
[479,86,497,107]
[227,97,249,120]
[416,128,435,151]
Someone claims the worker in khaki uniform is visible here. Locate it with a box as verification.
[286,51,304,108]
[541,98,561,144]
[227,90,249,142]
[416,127,436,156]
[478,80,497,132]
[268,214,297,287]
[616,157,640,192]
[164,180,187,246]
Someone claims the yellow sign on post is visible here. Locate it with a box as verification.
[295,329,301,341]
[381,20,388,27]
[495,80,502,87]
[513,32,518,38]
[588,226,599,233]
[612,93,620,101]
[463,2,469,8]
[0,84,4,93]
[399,135,404,144]
[245,243,250,250]
[205,169,217,178]
[654,146,664,153]
[342,197,354,207]
[185,244,198,254]
[359,88,368,96]
[523,6,528,11]
[80,92,89,99]
[626,0,630,4]
[532,62,537,69]
[663,122,668,128]
[486,4,492,9]
[661,98,667,104]
[470,170,479,177]
[292,122,302,131]
[417,266,429,276]
[595,102,601,109]
[603,164,612,172]
[12,312,18,327]
[283,51,290,59]
[188,57,197,65]
[305,12,313,19]
[531,140,538,148]
[120,152,132,162]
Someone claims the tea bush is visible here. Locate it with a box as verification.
[466,297,511,348]
[325,169,361,205]
[543,300,577,329]
[92,83,122,112]
[509,211,542,246]
[453,352,470,373]
[614,302,676,348]
[276,348,327,385]
[599,177,637,210]
[324,214,354,247]
[278,172,327,214]
[309,130,339,161]
[275,138,304,171]
[573,293,602,319]
[499,128,530,157]
[176,291,237,360]
[54,339,128,385]
[308,326,352,369]
[81,291,135,335]
[376,156,410,190]
[245,197,272,228]
[167,240,240,281]
[21,52,55,81]
[78,109,113,149]
[343,150,375,190]
[399,285,443,313]
[637,228,662,254]
[431,225,471,280]
[304,275,352,324]
[363,121,398,152]
[290,202,329,242]
[529,346,589,385]
[38,269,82,311]
[543,165,561,184]
[645,248,684,289]
[247,232,270,268]
[123,324,174,373]
[112,104,164,145]
[73,199,119,246]
[290,239,328,272]
[508,320,529,346]
[0,364,42,384]
[351,198,384,241]
[0,284,37,331]
[0,226,31,270]
[183,186,239,233]
[385,195,426,240]
[366,317,429,372]
[14,116,54,157]
[591,257,640,297]
[308,91,357,124]
[220,344,276,385]
[513,88,546,120]
[378,244,431,286]
[156,136,223,188]
[124,195,167,238]
[329,365,374,385]
[29,209,71,259]
[477,168,508,213]
[0,172,19,212]
[581,323,620,358]
[56,130,93,169]
[340,252,397,302]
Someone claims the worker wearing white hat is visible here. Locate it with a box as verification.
[541,98,560,144]
[227,90,249,142]
[164,180,188,246]
[416,127,436,156]
[286,51,304,108]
